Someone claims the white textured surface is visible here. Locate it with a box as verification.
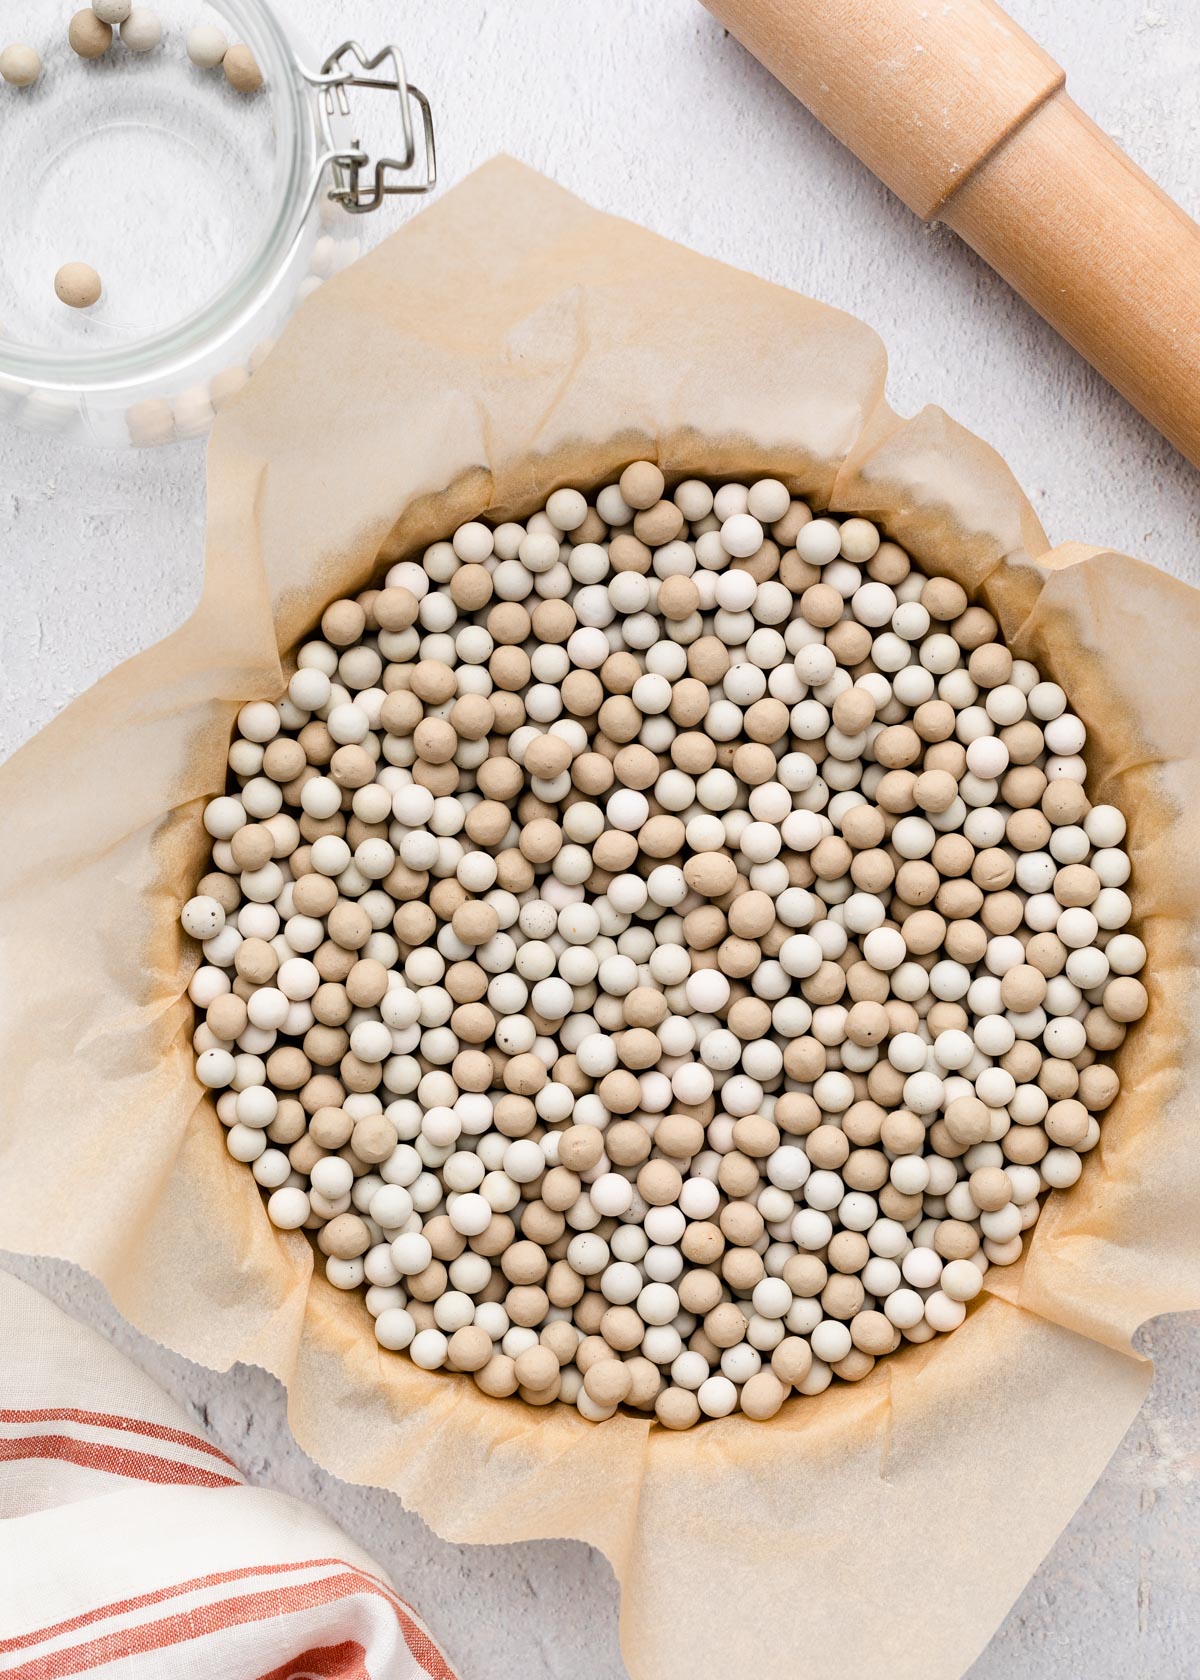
[2,2,1199,1676]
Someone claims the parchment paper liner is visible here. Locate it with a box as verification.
[2,158,1197,1680]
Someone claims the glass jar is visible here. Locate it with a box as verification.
[0,0,435,447]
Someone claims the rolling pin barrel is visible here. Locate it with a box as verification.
[703,0,1200,470]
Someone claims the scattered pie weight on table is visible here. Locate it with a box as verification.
[182,467,1147,1429]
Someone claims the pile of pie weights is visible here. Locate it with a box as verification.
[181,465,1147,1429]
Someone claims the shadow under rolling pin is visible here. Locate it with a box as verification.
[700,0,1200,474]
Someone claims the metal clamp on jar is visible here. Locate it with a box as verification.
[311,40,436,215]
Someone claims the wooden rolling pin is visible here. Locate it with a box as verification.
[701,0,1200,471]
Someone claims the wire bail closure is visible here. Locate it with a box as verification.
[304,40,436,215]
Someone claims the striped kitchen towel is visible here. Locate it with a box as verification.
[0,1271,457,1680]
